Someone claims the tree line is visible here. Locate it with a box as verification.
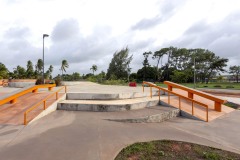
[0,59,70,81]
[105,47,239,83]
[0,46,239,83]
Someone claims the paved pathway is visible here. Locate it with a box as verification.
[0,110,239,160]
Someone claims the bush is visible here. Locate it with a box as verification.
[226,85,234,88]
[35,78,43,85]
[213,85,222,88]
[54,77,62,86]
[101,79,126,85]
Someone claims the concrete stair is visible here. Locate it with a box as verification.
[66,90,161,100]
[57,96,164,112]
[58,90,179,123]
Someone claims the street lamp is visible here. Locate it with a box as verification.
[43,34,49,84]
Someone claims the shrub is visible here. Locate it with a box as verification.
[35,78,43,85]
[213,85,222,88]
[54,77,62,86]
[226,85,234,88]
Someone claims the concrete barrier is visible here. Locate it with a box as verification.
[8,79,36,88]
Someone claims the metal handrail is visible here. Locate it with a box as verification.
[142,81,208,122]
[164,81,226,112]
[0,84,56,105]
[24,86,67,125]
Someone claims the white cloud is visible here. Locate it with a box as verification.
[0,0,240,76]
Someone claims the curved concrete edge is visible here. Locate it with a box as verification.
[57,100,160,112]
[107,109,180,123]
[28,94,66,125]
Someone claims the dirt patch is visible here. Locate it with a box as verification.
[115,140,240,160]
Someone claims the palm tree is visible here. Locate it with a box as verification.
[61,60,69,79]
[90,64,97,75]
[35,59,43,76]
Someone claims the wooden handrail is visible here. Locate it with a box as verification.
[164,81,226,112]
[142,81,208,122]
[24,86,66,125]
[0,84,56,105]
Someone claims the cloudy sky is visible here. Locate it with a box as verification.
[0,0,240,76]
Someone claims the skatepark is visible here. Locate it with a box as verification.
[0,81,240,160]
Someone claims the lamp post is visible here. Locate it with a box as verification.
[194,56,196,89]
[43,34,49,84]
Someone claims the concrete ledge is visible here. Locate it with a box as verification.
[28,94,66,125]
[57,99,160,112]
[8,82,35,88]
[108,108,180,123]
[67,90,163,100]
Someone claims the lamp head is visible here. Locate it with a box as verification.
[43,34,49,38]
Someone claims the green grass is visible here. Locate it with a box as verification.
[155,82,240,90]
[115,140,240,160]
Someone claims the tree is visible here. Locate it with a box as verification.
[153,48,169,80]
[229,65,240,83]
[35,59,43,76]
[106,47,133,80]
[14,65,26,79]
[137,66,157,81]
[72,72,81,80]
[90,64,97,75]
[0,63,8,79]
[142,52,152,80]
[45,65,54,79]
[170,70,191,83]
[61,60,69,79]
[190,49,228,83]
[26,60,34,78]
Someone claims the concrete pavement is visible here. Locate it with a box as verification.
[0,109,239,160]
[0,83,240,160]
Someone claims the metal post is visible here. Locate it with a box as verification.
[43,36,44,84]
[44,101,46,110]
[42,34,49,84]
[194,57,196,89]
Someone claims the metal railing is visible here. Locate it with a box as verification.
[142,81,209,122]
[24,86,67,125]
[164,81,226,112]
[0,84,56,105]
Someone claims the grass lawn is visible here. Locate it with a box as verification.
[115,140,240,160]
[155,82,240,90]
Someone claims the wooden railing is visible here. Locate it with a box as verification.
[164,81,226,112]
[24,86,67,125]
[142,81,209,122]
[0,84,56,105]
